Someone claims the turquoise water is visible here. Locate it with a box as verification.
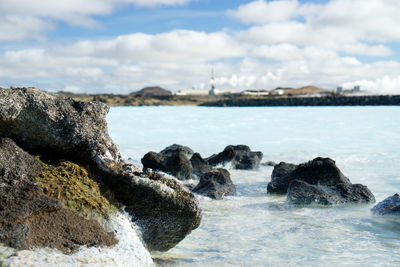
[108,106,400,266]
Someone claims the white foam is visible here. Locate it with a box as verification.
[1,212,154,267]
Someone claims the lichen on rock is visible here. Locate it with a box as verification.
[35,160,118,220]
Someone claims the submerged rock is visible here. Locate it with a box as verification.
[287,179,375,206]
[193,169,236,199]
[267,157,375,206]
[206,145,263,170]
[371,194,400,215]
[0,88,202,253]
[0,138,117,253]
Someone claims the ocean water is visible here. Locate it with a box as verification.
[107,106,400,266]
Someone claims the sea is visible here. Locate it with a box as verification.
[1,106,400,266]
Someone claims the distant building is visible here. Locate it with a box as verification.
[336,86,343,93]
[354,85,360,92]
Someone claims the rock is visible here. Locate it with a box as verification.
[0,87,120,174]
[0,138,117,253]
[193,169,236,199]
[0,88,202,252]
[267,157,375,206]
[287,179,375,206]
[371,194,400,215]
[141,146,194,180]
[124,170,201,251]
[261,161,277,167]
[206,145,263,170]
[291,157,350,186]
[190,153,212,177]
[160,144,194,160]
[267,162,298,194]
[267,157,350,194]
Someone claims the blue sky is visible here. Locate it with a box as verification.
[1,0,400,94]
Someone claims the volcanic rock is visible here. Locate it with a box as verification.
[141,144,194,180]
[0,137,117,253]
[206,145,263,170]
[193,168,236,199]
[0,87,202,252]
[371,194,400,215]
[267,157,375,206]
[267,162,298,194]
[287,179,375,206]
[190,153,212,177]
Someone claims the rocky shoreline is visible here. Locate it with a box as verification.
[0,87,398,264]
[201,94,400,107]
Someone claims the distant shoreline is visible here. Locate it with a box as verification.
[58,92,400,107]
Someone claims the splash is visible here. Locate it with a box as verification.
[1,212,154,266]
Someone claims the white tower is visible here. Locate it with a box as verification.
[209,68,215,95]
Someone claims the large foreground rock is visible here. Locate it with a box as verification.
[267,157,375,206]
[206,145,263,170]
[0,138,117,253]
[193,169,236,199]
[371,194,400,215]
[0,87,202,252]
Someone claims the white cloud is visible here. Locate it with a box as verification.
[228,0,299,24]
[1,0,400,94]
[0,0,193,42]
[341,75,400,94]
[235,0,400,56]
[0,16,54,42]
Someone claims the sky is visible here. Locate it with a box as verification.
[1,0,400,94]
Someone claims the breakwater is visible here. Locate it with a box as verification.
[200,95,400,107]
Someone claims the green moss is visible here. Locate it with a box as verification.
[35,160,117,219]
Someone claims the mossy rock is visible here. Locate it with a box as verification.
[36,160,118,220]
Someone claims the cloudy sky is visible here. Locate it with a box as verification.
[1,0,400,94]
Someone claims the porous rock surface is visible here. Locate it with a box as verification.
[141,144,213,180]
[0,87,202,252]
[0,138,117,253]
[193,168,236,199]
[267,157,375,206]
[206,145,263,170]
[371,194,400,215]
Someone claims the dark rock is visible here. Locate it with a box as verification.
[371,194,400,215]
[124,170,201,251]
[261,161,277,167]
[267,162,298,194]
[193,169,236,199]
[267,157,375,206]
[206,145,263,170]
[0,87,120,174]
[267,157,350,194]
[0,88,202,252]
[0,138,117,253]
[287,179,375,205]
[141,147,193,180]
[190,153,212,177]
[292,157,350,186]
[160,144,194,160]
